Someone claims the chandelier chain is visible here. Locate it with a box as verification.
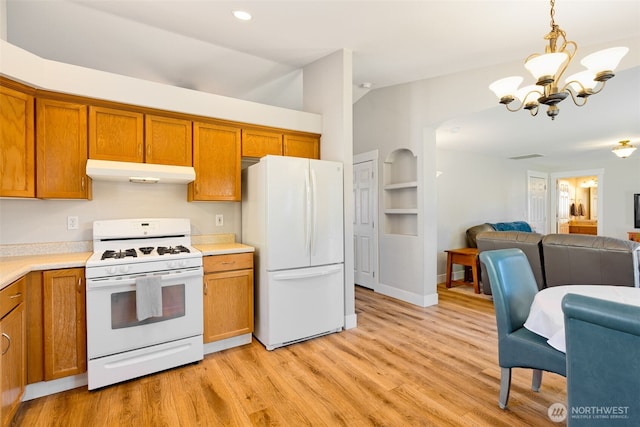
[550,0,556,29]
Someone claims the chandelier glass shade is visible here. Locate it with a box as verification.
[612,140,637,158]
[489,0,628,120]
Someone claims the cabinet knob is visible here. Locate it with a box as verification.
[203,282,208,295]
[1,333,10,355]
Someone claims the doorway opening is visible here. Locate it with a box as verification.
[550,169,604,236]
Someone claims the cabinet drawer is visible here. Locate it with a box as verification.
[1,276,26,318]
[204,253,253,273]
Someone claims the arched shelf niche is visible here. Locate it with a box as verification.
[383,148,418,236]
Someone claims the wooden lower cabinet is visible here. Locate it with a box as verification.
[1,277,26,427]
[203,253,254,343]
[42,268,87,380]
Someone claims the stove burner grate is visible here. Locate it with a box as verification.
[157,245,190,255]
[101,249,137,260]
[139,247,154,255]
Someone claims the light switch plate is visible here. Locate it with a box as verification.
[215,214,224,226]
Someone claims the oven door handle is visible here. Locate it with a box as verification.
[86,267,202,290]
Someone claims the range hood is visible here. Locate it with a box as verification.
[86,159,196,184]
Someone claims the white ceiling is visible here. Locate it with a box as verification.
[5,0,640,166]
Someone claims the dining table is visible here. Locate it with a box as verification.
[524,285,640,353]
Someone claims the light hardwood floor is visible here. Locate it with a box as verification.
[13,284,567,426]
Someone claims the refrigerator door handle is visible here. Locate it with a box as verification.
[305,168,312,256]
[311,168,317,255]
[272,265,343,281]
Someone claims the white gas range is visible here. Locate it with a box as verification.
[85,218,203,390]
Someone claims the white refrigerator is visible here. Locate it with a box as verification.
[242,155,344,350]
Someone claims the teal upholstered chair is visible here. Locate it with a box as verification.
[479,248,566,409]
[562,294,640,427]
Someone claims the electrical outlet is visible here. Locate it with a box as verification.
[67,216,79,230]
[215,214,224,226]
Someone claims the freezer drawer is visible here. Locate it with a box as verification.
[255,264,344,350]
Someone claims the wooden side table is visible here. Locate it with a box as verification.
[445,248,480,294]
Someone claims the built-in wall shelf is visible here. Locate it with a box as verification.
[383,149,418,236]
[384,181,417,190]
[384,209,418,215]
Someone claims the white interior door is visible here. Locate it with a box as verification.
[527,172,547,234]
[353,160,376,289]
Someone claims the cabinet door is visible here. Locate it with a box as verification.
[36,99,90,199]
[145,114,193,166]
[43,269,87,380]
[203,269,254,343]
[241,128,282,158]
[88,106,144,163]
[1,303,26,427]
[0,85,35,197]
[283,134,320,159]
[190,122,241,201]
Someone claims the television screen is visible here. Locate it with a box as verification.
[635,194,640,228]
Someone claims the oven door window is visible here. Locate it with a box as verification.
[111,284,185,329]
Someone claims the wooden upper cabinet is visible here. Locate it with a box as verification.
[145,114,192,166]
[284,134,320,159]
[190,122,241,201]
[241,128,282,158]
[36,99,91,199]
[0,85,35,198]
[89,106,144,163]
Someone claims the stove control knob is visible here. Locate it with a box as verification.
[107,266,117,275]
[167,261,175,269]
[118,265,129,274]
[178,259,187,268]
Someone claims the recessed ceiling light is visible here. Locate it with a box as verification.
[233,10,252,21]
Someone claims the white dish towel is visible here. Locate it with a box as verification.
[136,275,163,321]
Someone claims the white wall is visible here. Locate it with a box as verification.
[303,49,357,329]
[436,149,537,279]
[0,182,241,245]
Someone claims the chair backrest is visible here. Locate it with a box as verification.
[479,248,539,337]
[562,293,640,426]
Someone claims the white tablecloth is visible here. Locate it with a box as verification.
[524,285,640,352]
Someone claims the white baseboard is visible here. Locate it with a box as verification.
[344,313,357,329]
[203,333,252,355]
[375,282,438,307]
[23,373,87,401]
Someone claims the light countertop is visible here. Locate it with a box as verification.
[0,252,92,290]
[194,243,255,256]
[0,243,254,290]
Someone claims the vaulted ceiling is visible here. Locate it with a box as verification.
[5,1,640,166]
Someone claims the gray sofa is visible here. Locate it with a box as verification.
[476,231,640,295]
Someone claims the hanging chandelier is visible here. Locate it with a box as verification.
[489,0,628,120]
